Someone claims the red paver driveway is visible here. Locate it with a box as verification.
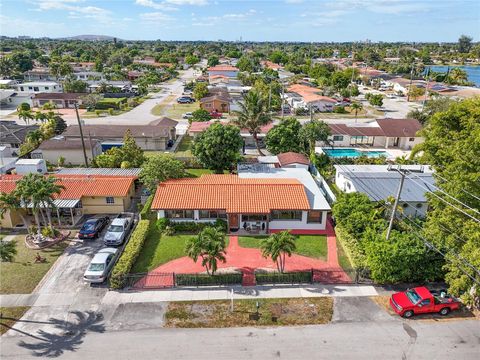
[138,219,351,287]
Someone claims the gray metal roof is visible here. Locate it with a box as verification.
[54,168,141,176]
[26,199,80,208]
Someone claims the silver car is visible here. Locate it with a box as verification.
[83,248,119,283]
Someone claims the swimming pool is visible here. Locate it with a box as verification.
[322,148,389,158]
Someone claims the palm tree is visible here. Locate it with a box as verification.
[299,119,331,160]
[447,68,468,85]
[350,101,363,123]
[232,90,271,156]
[26,130,43,145]
[0,192,28,228]
[185,226,227,275]
[261,231,296,273]
[34,111,48,123]
[18,109,34,125]
[0,240,17,262]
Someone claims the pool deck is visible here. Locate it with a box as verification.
[316,147,412,160]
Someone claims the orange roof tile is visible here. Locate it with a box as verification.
[207,65,239,72]
[0,175,135,199]
[277,152,310,166]
[152,175,310,213]
[288,84,336,103]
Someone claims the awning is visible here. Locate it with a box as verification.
[26,199,80,209]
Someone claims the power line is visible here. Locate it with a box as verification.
[434,172,480,203]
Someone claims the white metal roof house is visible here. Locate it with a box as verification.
[14,81,63,94]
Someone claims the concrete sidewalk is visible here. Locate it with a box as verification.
[0,284,378,308]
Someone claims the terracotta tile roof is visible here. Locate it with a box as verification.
[287,84,336,103]
[0,174,135,199]
[207,65,239,72]
[277,152,310,166]
[261,60,282,70]
[151,175,310,213]
[376,118,422,137]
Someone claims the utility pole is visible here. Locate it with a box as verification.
[281,82,285,119]
[406,63,415,102]
[74,102,89,167]
[386,165,424,240]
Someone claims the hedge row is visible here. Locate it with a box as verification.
[335,225,367,269]
[176,273,242,286]
[109,219,150,289]
[140,194,155,221]
[157,218,228,234]
[255,271,312,284]
[95,97,127,110]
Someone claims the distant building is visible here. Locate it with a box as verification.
[32,93,85,109]
[34,137,102,165]
[207,65,239,79]
[0,121,39,149]
[14,81,63,94]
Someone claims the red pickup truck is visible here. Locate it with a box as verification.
[390,286,461,318]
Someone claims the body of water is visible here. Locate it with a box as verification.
[322,148,389,158]
[425,65,480,87]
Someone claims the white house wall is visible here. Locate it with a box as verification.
[269,211,327,231]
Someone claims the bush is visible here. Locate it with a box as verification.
[140,194,155,220]
[176,273,242,286]
[110,220,150,289]
[41,226,59,238]
[108,108,114,115]
[156,218,171,232]
[214,219,228,232]
[333,106,348,114]
[334,225,367,269]
[255,271,312,284]
[95,97,127,110]
[95,110,102,116]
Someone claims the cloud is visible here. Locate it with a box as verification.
[165,0,208,5]
[325,0,432,14]
[139,11,174,22]
[135,0,178,11]
[34,0,112,23]
[285,0,304,3]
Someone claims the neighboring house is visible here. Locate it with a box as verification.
[72,71,103,81]
[207,65,239,79]
[0,121,39,149]
[14,81,63,94]
[209,75,242,86]
[86,80,134,93]
[61,117,177,151]
[0,80,30,108]
[286,84,336,111]
[0,174,137,228]
[152,172,330,235]
[261,60,283,71]
[32,93,84,108]
[199,94,231,113]
[326,118,423,150]
[334,165,434,218]
[34,137,102,165]
[277,152,310,169]
[23,68,53,81]
[0,145,18,174]
[127,70,143,81]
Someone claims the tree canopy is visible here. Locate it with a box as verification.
[265,117,302,155]
[139,154,185,192]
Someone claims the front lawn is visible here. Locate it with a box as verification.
[165,102,199,119]
[0,306,30,335]
[238,235,327,260]
[174,135,193,158]
[165,298,333,328]
[131,227,193,273]
[0,236,68,294]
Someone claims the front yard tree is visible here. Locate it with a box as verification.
[265,117,302,155]
[185,227,227,275]
[185,54,199,66]
[408,86,425,101]
[121,129,145,168]
[0,240,17,262]
[261,231,296,273]
[0,192,28,228]
[367,94,384,107]
[207,55,219,67]
[299,119,331,159]
[139,154,185,192]
[192,123,243,173]
[191,108,212,122]
[193,82,208,101]
[350,101,363,121]
[233,90,271,155]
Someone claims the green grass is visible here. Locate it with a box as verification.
[165,102,199,119]
[185,168,215,177]
[0,306,30,335]
[131,226,193,273]
[0,236,68,294]
[165,298,333,328]
[238,235,327,260]
[174,135,193,158]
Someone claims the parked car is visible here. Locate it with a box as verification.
[83,247,119,283]
[177,96,195,104]
[182,112,193,119]
[78,216,109,240]
[183,89,193,95]
[390,287,461,318]
[104,213,134,246]
[209,111,222,119]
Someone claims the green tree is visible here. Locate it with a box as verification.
[261,231,296,273]
[232,90,271,155]
[413,98,480,304]
[120,129,145,168]
[139,154,185,192]
[80,93,102,110]
[193,82,208,101]
[185,54,200,66]
[299,119,331,159]
[408,86,425,101]
[265,117,302,155]
[0,240,17,262]
[63,79,87,93]
[191,108,212,122]
[207,55,219,67]
[185,226,227,275]
[192,122,243,173]
[458,34,473,53]
[349,101,363,121]
[367,93,384,107]
[0,57,15,78]
[53,116,67,135]
[447,68,469,85]
[0,192,28,228]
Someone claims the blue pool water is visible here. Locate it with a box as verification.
[424,65,480,87]
[323,148,389,158]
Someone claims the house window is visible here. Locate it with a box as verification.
[333,135,344,141]
[106,197,115,204]
[271,211,302,221]
[204,103,211,108]
[20,87,24,91]
[242,214,267,222]
[28,87,33,90]
[416,203,423,208]
[33,87,39,91]
[307,211,322,224]
[199,210,227,219]
[165,210,194,219]
[409,138,415,141]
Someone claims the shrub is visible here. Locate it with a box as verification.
[95,110,102,116]
[333,106,348,114]
[95,97,127,110]
[109,220,150,289]
[156,218,171,232]
[176,273,242,286]
[41,226,59,238]
[140,194,155,220]
[108,108,114,115]
[214,219,228,232]
[255,271,312,284]
[334,225,367,269]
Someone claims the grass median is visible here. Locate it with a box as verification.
[0,307,31,335]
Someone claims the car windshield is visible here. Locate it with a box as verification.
[82,222,96,231]
[107,225,124,232]
[88,263,105,272]
[406,289,422,304]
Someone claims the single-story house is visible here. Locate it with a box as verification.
[0,174,137,228]
[152,170,331,234]
[207,65,239,79]
[199,94,231,113]
[14,81,62,94]
[0,121,39,149]
[34,137,103,165]
[277,152,310,169]
[261,61,283,71]
[32,93,85,109]
[326,118,423,150]
[0,145,18,174]
[286,84,336,111]
[334,165,434,218]
[61,117,177,151]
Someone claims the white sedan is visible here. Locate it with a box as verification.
[83,248,119,283]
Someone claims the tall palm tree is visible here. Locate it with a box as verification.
[447,68,468,85]
[261,230,297,273]
[34,111,48,123]
[18,109,34,125]
[350,102,363,123]
[232,90,271,156]
[299,119,331,160]
[185,226,227,275]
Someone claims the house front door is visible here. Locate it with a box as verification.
[228,213,239,231]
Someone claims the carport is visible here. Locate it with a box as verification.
[26,199,83,227]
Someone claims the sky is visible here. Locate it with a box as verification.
[0,0,479,42]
